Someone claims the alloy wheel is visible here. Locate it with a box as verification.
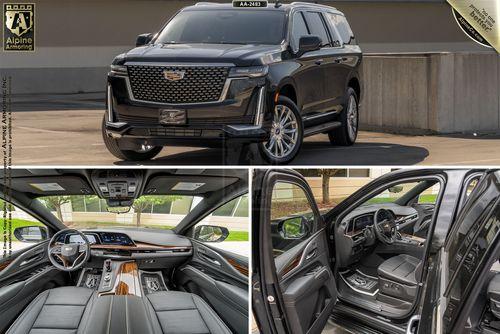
[347,94,358,142]
[264,104,299,159]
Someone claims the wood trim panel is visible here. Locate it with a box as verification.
[91,242,191,251]
[0,259,13,272]
[225,257,249,276]
[100,261,142,297]
[280,252,303,277]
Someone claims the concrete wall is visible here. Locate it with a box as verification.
[361,52,500,134]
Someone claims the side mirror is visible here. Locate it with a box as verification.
[194,225,229,243]
[279,216,309,239]
[298,35,322,56]
[13,226,48,243]
[136,33,153,47]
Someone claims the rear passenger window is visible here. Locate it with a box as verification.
[291,12,309,53]
[325,13,355,45]
[303,12,330,47]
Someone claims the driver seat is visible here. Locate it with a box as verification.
[6,286,97,334]
[377,254,422,302]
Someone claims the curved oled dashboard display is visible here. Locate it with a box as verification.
[63,232,135,246]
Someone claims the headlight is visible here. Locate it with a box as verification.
[110,64,128,75]
[229,65,268,78]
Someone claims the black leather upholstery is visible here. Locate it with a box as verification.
[377,254,421,285]
[146,291,232,334]
[7,288,231,334]
[488,273,500,319]
[377,254,422,301]
[6,287,96,334]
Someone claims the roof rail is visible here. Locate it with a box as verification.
[290,2,336,10]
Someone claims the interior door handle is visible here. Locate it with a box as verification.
[335,57,346,63]
[306,249,317,260]
[200,254,221,266]
[315,59,324,65]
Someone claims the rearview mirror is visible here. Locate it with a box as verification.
[388,185,404,194]
[13,226,48,243]
[106,198,133,214]
[136,33,153,47]
[194,225,229,243]
[279,216,309,239]
[107,206,131,214]
[298,35,322,56]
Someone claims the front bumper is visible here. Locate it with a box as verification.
[105,71,271,148]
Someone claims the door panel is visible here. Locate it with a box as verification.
[175,241,248,334]
[0,241,65,333]
[253,169,337,334]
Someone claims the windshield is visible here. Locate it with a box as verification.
[156,9,286,45]
[38,195,201,230]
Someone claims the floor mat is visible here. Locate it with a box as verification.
[340,270,379,296]
[139,270,168,294]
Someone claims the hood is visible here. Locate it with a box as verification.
[121,43,283,67]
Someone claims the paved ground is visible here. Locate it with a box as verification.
[10,93,500,166]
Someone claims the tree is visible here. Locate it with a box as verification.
[43,196,73,222]
[132,195,181,227]
[318,169,342,204]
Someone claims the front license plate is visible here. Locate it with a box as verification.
[159,109,186,125]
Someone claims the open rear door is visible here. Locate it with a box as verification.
[253,169,337,334]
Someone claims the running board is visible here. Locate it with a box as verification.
[304,121,342,137]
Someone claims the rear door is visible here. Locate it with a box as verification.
[419,170,500,334]
[253,169,337,334]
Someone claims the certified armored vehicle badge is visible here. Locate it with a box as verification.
[3,3,35,51]
[448,0,499,52]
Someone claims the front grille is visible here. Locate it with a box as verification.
[127,65,229,104]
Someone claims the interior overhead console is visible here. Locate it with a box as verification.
[90,170,143,199]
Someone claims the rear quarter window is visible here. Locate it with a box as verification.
[325,13,355,45]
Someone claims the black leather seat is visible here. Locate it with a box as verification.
[146,291,232,334]
[6,286,97,334]
[377,254,422,301]
[7,288,231,334]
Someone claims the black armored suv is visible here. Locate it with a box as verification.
[103,1,362,164]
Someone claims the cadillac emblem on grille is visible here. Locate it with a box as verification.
[163,70,185,81]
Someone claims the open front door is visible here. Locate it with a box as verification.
[253,169,337,334]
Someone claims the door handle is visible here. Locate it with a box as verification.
[200,253,221,266]
[315,59,324,66]
[335,57,347,63]
[406,315,420,334]
[306,249,317,260]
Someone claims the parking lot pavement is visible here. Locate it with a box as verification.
[10,100,500,166]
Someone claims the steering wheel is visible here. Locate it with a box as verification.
[47,229,91,272]
[373,209,397,245]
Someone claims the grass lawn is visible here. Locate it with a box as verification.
[225,231,248,241]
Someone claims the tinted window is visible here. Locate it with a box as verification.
[291,12,309,52]
[303,12,330,47]
[325,13,355,45]
[156,10,286,45]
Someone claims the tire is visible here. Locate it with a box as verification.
[101,116,163,161]
[328,87,359,146]
[258,96,303,165]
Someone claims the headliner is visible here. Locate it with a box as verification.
[0,169,248,198]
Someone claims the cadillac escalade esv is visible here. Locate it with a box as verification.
[103,1,362,164]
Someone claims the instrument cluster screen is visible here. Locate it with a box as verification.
[68,234,97,244]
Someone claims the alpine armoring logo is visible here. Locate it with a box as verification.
[3,3,35,51]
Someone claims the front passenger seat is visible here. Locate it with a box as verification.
[377,254,422,302]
